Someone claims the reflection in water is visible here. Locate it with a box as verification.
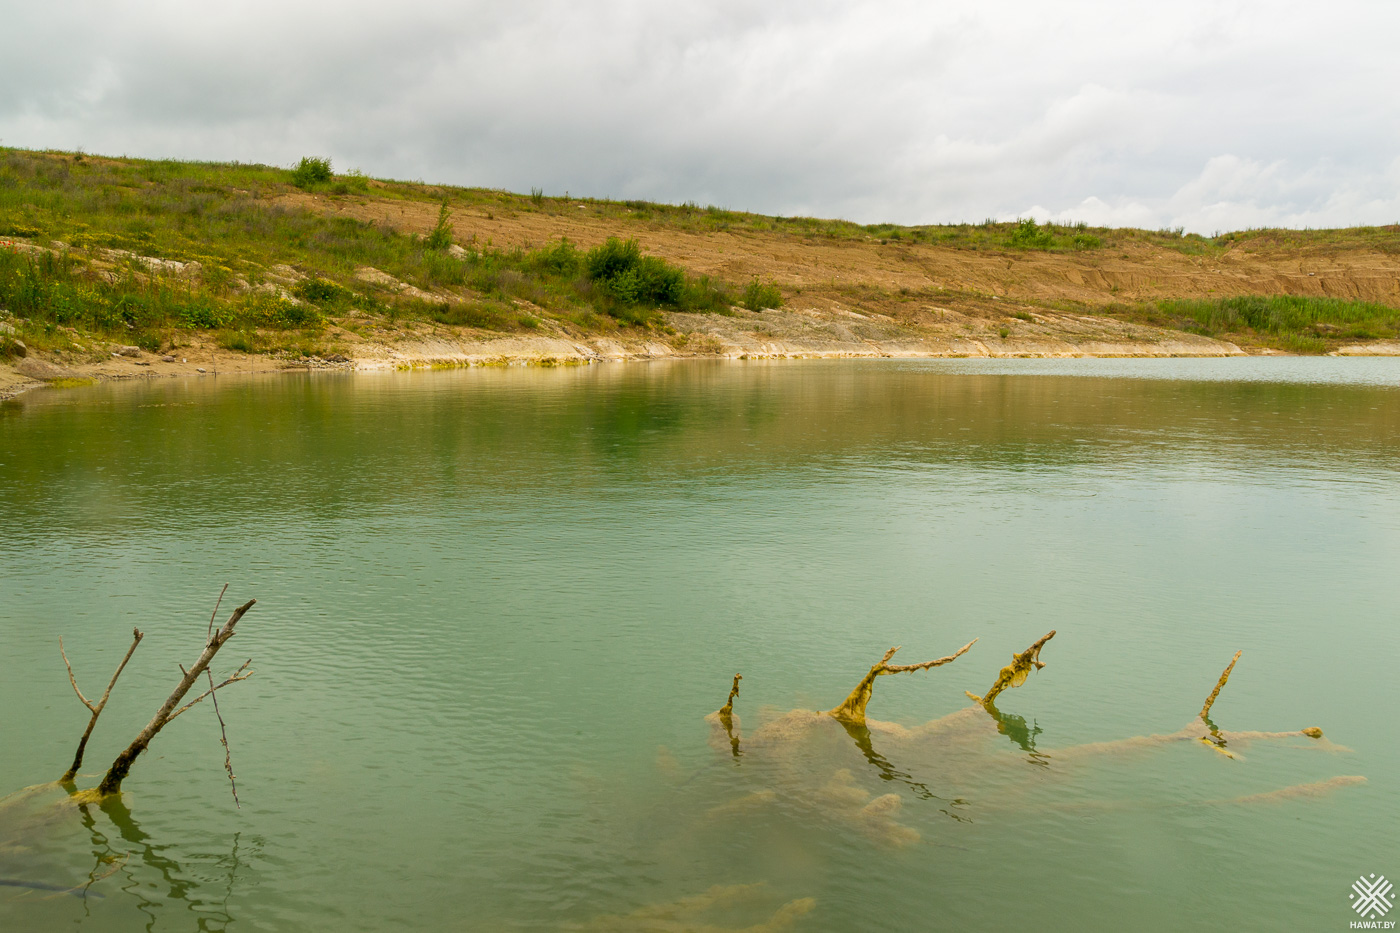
[837,720,971,821]
[68,793,254,931]
[983,702,1048,764]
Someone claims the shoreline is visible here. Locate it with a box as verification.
[5,324,1399,402]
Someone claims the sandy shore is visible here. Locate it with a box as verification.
[5,306,1398,402]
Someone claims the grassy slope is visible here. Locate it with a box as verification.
[3,147,1400,362]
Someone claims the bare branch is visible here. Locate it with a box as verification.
[206,668,240,808]
[167,660,253,722]
[1199,650,1242,721]
[59,638,96,712]
[60,628,144,783]
[97,598,255,796]
[967,630,1055,711]
[829,639,978,726]
[718,673,742,719]
[207,583,228,642]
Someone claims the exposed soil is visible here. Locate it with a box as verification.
[5,188,1398,399]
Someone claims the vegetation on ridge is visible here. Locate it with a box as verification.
[0,149,744,356]
[1,146,1397,361]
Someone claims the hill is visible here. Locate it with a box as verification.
[3,148,1399,395]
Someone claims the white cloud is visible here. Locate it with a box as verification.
[2,0,1398,232]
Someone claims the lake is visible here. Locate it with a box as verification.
[2,358,1397,931]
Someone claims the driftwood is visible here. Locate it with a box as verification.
[58,628,144,783]
[827,640,977,727]
[93,598,256,797]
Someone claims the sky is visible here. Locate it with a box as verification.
[3,0,1398,233]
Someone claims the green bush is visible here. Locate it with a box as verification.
[177,300,234,330]
[740,278,783,311]
[1008,218,1054,249]
[290,157,333,189]
[241,292,323,328]
[529,239,582,277]
[425,203,453,251]
[584,237,684,307]
[681,276,736,315]
[294,277,354,304]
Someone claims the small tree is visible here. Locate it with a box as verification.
[425,202,454,251]
[290,157,333,189]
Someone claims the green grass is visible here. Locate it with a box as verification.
[0,148,741,348]
[740,278,783,311]
[1113,295,1400,352]
[3,146,1398,357]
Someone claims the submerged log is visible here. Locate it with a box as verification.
[827,640,977,727]
[58,628,144,783]
[92,598,256,798]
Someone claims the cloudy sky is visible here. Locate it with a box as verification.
[3,1,1398,232]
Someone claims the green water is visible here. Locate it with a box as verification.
[1,359,1397,932]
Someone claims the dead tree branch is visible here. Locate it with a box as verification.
[207,668,240,808]
[166,660,253,722]
[1199,650,1241,721]
[718,674,742,720]
[59,628,144,783]
[828,639,977,726]
[967,630,1056,710]
[95,599,256,797]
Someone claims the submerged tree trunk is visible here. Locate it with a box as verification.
[59,628,144,783]
[95,599,255,797]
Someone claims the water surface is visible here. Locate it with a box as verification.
[2,358,1397,931]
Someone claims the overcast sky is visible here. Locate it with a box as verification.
[3,1,1398,232]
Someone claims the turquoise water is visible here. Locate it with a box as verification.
[1,358,1397,931]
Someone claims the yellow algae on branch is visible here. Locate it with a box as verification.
[710,673,744,757]
[827,640,977,727]
[967,630,1055,710]
[718,673,742,721]
[1199,649,1241,722]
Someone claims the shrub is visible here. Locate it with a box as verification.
[290,157,333,189]
[241,292,323,329]
[681,276,736,315]
[529,239,582,277]
[1008,218,1054,249]
[294,277,354,304]
[584,237,684,307]
[177,301,234,330]
[425,203,453,251]
[740,278,783,311]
